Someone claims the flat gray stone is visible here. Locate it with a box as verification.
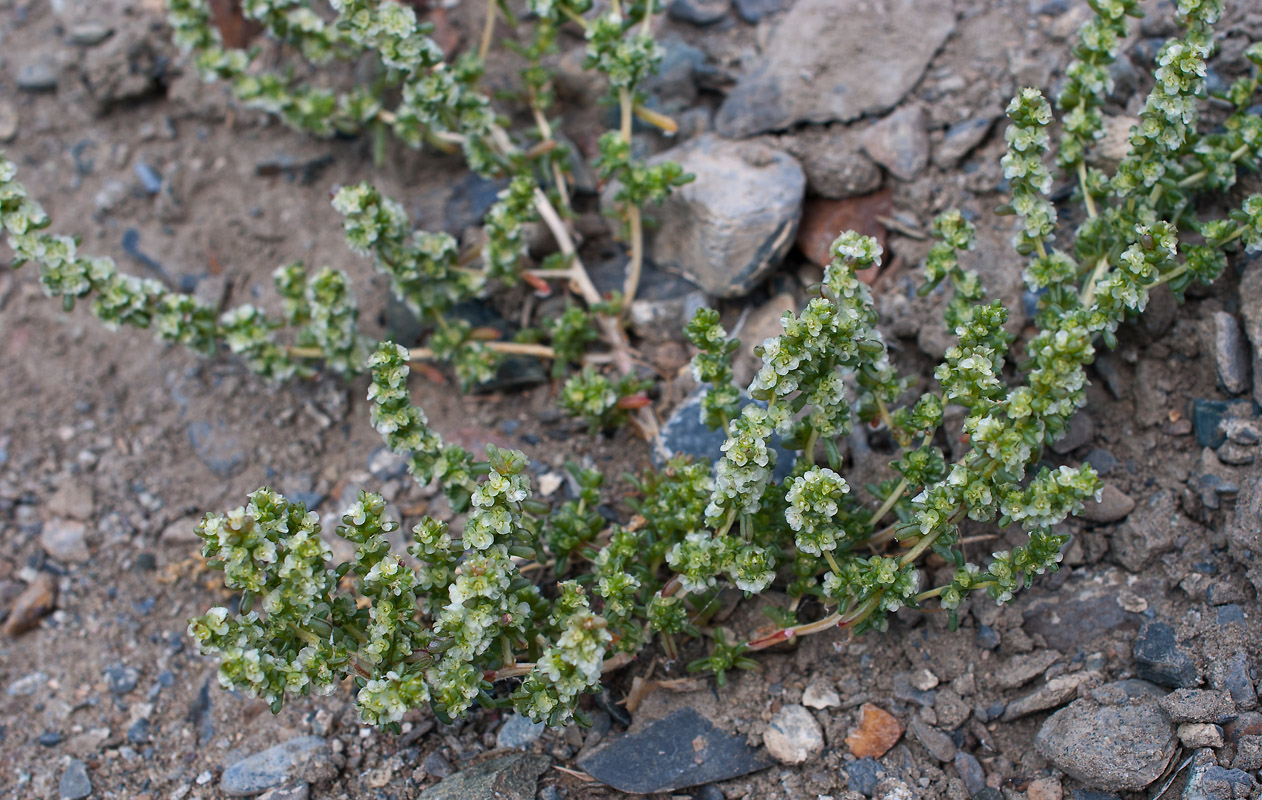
[859,106,930,181]
[221,737,328,797]
[418,752,549,800]
[716,0,955,136]
[578,708,772,793]
[1213,312,1250,395]
[496,713,545,749]
[59,759,92,800]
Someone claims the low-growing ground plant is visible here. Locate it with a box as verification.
[2,0,1261,729]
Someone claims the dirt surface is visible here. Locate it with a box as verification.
[2,1,1262,800]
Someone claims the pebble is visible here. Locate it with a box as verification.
[1159,689,1237,724]
[1184,762,1254,800]
[907,717,955,762]
[845,703,903,759]
[187,421,246,477]
[1194,399,1232,449]
[7,671,49,696]
[422,751,454,779]
[1080,483,1135,523]
[995,650,1061,690]
[17,58,59,91]
[763,704,824,764]
[801,680,841,709]
[1035,680,1177,792]
[634,134,804,298]
[1233,736,1262,770]
[134,162,163,195]
[1134,620,1201,689]
[954,752,985,796]
[859,106,930,181]
[126,718,151,745]
[257,785,309,800]
[845,757,885,797]
[1002,672,1099,722]
[1213,312,1250,395]
[2,573,58,636]
[1050,412,1095,454]
[778,126,882,200]
[496,713,545,749]
[1028,778,1063,800]
[59,759,92,800]
[694,786,726,800]
[418,751,550,800]
[934,117,996,168]
[221,737,330,796]
[657,388,796,480]
[0,101,18,143]
[105,663,139,695]
[66,23,114,46]
[577,708,770,794]
[41,520,90,563]
[732,0,789,23]
[1212,652,1258,711]
[1178,723,1225,749]
[716,0,955,136]
[40,731,64,747]
[796,190,891,269]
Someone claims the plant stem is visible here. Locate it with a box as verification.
[478,0,497,62]
[623,205,644,304]
[406,341,559,365]
[1078,255,1110,306]
[869,479,907,529]
[633,103,678,133]
[1077,161,1097,219]
[898,527,943,567]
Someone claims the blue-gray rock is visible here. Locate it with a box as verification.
[496,713,545,749]
[667,0,729,25]
[1213,652,1258,711]
[187,421,246,477]
[845,758,884,797]
[105,663,138,695]
[367,447,409,481]
[189,678,214,745]
[134,162,162,195]
[1213,312,1250,395]
[60,759,92,800]
[715,0,954,137]
[1071,792,1121,800]
[1237,260,1262,408]
[633,135,803,298]
[935,117,996,168]
[1035,680,1177,792]
[126,718,151,745]
[577,708,772,794]
[39,731,64,747]
[417,752,549,800]
[422,751,454,779]
[1194,399,1231,449]
[444,173,509,233]
[657,389,796,481]
[1135,621,1201,689]
[859,106,930,182]
[645,39,706,105]
[1216,604,1245,625]
[974,790,1004,800]
[976,625,999,650]
[954,752,985,796]
[1185,762,1255,800]
[221,737,329,796]
[908,718,955,762]
[892,672,936,707]
[1051,411,1095,455]
[732,0,790,22]
[18,59,59,92]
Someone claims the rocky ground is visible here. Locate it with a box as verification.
[2,0,1262,799]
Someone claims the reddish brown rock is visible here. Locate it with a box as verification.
[845,703,903,758]
[796,189,891,277]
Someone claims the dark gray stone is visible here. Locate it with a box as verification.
[1213,652,1257,711]
[908,718,955,762]
[59,759,92,800]
[126,718,150,745]
[954,752,985,796]
[1135,621,1201,689]
[39,732,64,747]
[892,671,936,707]
[631,135,804,298]
[844,757,884,797]
[694,785,728,800]
[1035,680,1177,792]
[105,663,138,695]
[732,0,790,22]
[189,678,214,746]
[496,713,545,749]
[667,0,730,25]
[1052,412,1095,454]
[1185,764,1255,800]
[444,173,509,233]
[1213,312,1250,396]
[417,752,549,800]
[975,625,999,650]
[1194,399,1231,449]
[221,737,328,797]
[935,117,996,168]
[657,389,797,481]
[716,0,954,136]
[1112,489,1184,572]
[577,708,772,794]
[422,752,454,779]
[17,58,59,92]
[1232,736,1262,770]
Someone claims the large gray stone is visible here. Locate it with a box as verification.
[1035,680,1177,792]
[221,737,331,797]
[418,752,549,800]
[1227,474,1262,593]
[1237,258,1262,408]
[634,135,804,298]
[716,0,955,137]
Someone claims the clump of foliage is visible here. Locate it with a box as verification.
[4,0,1262,729]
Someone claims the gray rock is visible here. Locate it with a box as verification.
[1233,736,1262,770]
[1035,680,1177,792]
[935,117,996,168]
[126,718,151,745]
[0,100,17,143]
[1159,689,1237,724]
[954,752,985,796]
[994,650,1061,690]
[418,752,549,800]
[1112,490,1182,572]
[422,752,454,779]
[1228,475,1262,593]
[658,388,797,481]
[732,0,790,23]
[777,126,882,200]
[104,663,138,695]
[188,421,246,477]
[496,713,545,749]
[1051,412,1095,454]
[1213,312,1250,395]
[60,759,92,800]
[1211,651,1257,711]
[668,0,730,25]
[1002,672,1099,722]
[716,0,954,137]
[1135,620,1201,689]
[366,447,409,481]
[577,708,772,793]
[845,758,885,797]
[1237,261,1262,408]
[1081,484,1135,524]
[625,267,709,342]
[1184,760,1255,800]
[859,106,930,181]
[17,58,59,91]
[221,737,330,797]
[646,39,706,105]
[763,704,824,764]
[908,718,955,762]
[66,24,114,46]
[634,135,804,297]
[7,671,49,696]
[257,785,308,800]
[694,786,727,800]
[41,520,90,563]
